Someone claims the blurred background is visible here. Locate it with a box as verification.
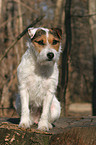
[0,0,96,118]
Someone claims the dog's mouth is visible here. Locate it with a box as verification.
[38,59,55,66]
[47,58,53,61]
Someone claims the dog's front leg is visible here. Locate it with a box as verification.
[38,92,53,131]
[19,89,32,128]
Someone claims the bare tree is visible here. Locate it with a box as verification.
[0,0,2,20]
[0,0,45,116]
[18,0,24,54]
[54,0,64,27]
[0,0,94,117]
[89,0,96,115]
[59,0,72,116]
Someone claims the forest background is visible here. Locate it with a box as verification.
[0,0,96,117]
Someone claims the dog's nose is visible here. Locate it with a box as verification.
[47,52,54,60]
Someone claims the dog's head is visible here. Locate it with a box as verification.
[28,27,62,66]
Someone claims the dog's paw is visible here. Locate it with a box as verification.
[19,118,32,129]
[48,122,53,129]
[38,125,48,131]
[38,120,52,131]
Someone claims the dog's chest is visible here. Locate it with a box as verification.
[26,68,57,106]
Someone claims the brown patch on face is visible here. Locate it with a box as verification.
[48,33,60,51]
[31,29,46,41]
[49,28,62,39]
[32,35,47,53]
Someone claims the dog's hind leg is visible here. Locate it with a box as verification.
[49,96,61,124]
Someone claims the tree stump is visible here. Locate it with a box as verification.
[0,116,96,145]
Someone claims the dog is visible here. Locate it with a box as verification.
[15,27,62,131]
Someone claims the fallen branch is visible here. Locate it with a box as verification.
[0,15,45,64]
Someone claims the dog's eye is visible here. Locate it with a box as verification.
[35,40,45,45]
[52,40,59,45]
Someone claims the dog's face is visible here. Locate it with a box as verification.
[28,27,62,65]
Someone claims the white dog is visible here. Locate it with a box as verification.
[16,27,62,131]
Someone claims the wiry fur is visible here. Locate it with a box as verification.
[15,27,61,131]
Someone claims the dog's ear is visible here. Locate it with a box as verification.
[28,27,38,39]
[50,28,62,39]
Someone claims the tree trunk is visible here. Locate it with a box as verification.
[59,0,72,116]
[89,0,96,115]
[0,0,2,20]
[69,0,93,103]
[18,0,24,54]
[54,0,64,27]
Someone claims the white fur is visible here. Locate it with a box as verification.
[15,27,61,131]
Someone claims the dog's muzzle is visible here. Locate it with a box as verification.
[47,52,54,61]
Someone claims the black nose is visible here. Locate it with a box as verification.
[47,52,54,60]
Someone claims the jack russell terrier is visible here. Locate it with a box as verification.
[16,27,62,131]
